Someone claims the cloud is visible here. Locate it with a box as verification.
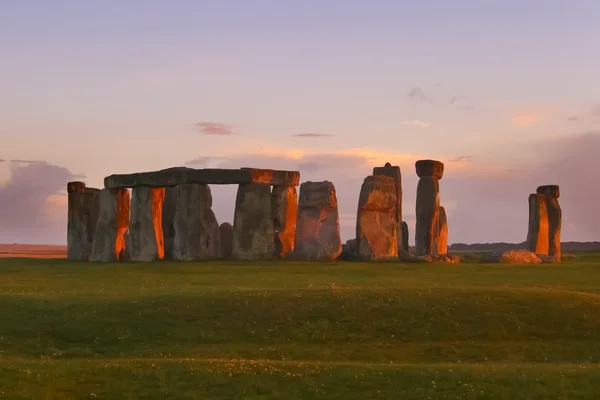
[511,114,543,126]
[407,87,433,102]
[195,122,236,135]
[448,156,473,163]
[9,159,45,164]
[0,161,81,244]
[401,120,429,128]
[0,159,5,163]
[449,95,474,111]
[567,115,580,122]
[184,156,232,167]
[292,133,335,138]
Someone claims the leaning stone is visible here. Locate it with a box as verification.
[271,186,298,258]
[232,183,275,260]
[104,167,299,189]
[162,187,177,260]
[172,184,220,261]
[415,160,444,179]
[526,194,549,255]
[438,206,448,255]
[536,185,560,199]
[129,187,165,262]
[67,186,101,261]
[356,175,398,261]
[219,222,233,259]
[90,188,130,262]
[294,181,342,260]
[546,195,562,259]
[400,221,409,252]
[415,176,440,256]
[373,162,402,223]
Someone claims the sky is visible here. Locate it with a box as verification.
[1,0,600,245]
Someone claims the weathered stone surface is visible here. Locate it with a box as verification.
[219,222,233,259]
[526,194,549,255]
[271,186,298,258]
[438,206,448,255]
[415,176,440,256]
[232,183,275,260]
[356,175,398,260]
[338,238,359,261]
[104,167,299,189]
[90,188,130,262]
[537,185,560,199]
[162,187,177,260]
[294,181,342,260]
[480,250,543,264]
[433,254,460,264]
[67,181,86,193]
[403,255,433,263]
[372,162,402,223]
[67,187,101,261]
[415,160,444,180]
[401,221,409,252]
[171,184,220,261]
[129,187,165,262]
[546,195,562,259]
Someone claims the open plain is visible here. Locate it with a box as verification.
[1,251,599,399]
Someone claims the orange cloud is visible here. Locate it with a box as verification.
[512,114,542,126]
[401,120,430,128]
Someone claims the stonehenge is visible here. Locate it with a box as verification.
[90,188,130,262]
[527,185,562,259]
[415,160,443,256]
[67,182,100,261]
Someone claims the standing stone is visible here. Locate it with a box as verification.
[372,162,402,224]
[172,184,220,261]
[294,181,342,260]
[67,182,101,261]
[90,188,130,262]
[438,206,448,255]
[401,221,409,252]
[356,175,398,260]
[220,222,234,259]
[415,160,443,256]
[162,187,177,260]
[271,186,298,258]
[535,185,561,259]
[232,183,275,260]
[129,187,165,262]
[526,193,550,255]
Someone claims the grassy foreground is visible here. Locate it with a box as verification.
[1,255,600,399]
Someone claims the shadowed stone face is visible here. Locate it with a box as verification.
[438,206,448,255]
[161,187,177,260]
[172,184,220,261]
[232,183,275,260]
[90,188,130,262]
[536,185,560,199]
[67,181,86,194]
[271,186,298,258]
[67,185,100,261]
[129,187,165,262]
[415,160,444,180]
[526,193,550,255]
[415,176,440,256]
[219,222,233,259]
[356,175,398,261]
[294,181,342,261]
[546,196,562,258]
[401,221,409,252]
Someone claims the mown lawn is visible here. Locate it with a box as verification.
[1,254,600,399]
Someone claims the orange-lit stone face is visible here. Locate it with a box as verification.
[152,188,166,260]
[114,188,131,260]
[527,194,549,255]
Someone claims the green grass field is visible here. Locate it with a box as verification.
[1,254,600,399]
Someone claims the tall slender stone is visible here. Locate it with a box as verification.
[356,175,398,260]
[232,183,275,260]
[67,182,101,261]
[415,160,443,256]
[294,181,342,260]
[401,221,409,252]
[526,193,550,255]
[172,184,220,261]
[162,187,177,260]
[271,186,298,258]
[129,187,165,262]
[372,162,402,224]
[546,196,562,259]
[90,188,130,262]
[438,206,448,255]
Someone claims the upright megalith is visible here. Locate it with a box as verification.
[129,187,165,262]
[271,186,298,258]
[415,160,443,256]
[294,181,342,260]
[90,188,130,262]
[356,175,398,260]
[373,162,402,224]
[162,187,177,260]
[219,222,233,258]
[438,206,448,255]
[170,184,221,261]
[527,185,561,259]
[232,183,275,260]
[401,221,409,252]
[67,182,101,261]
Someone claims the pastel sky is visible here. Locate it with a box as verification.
[1,0,600,245]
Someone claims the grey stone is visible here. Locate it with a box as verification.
[220,222,233,259]
[162,187,177,260]
[372,163,402,224]
[67,181,86,194]
[546,195,562,259]
[271,186,298,258]
[129,187,165,262]
[232,183,275,260]
[104,167,299,189]
[294,181,342,260]
[415,176,440,256]
[67,186,101,261]
[400,221,409,252]
[90,188,130,262]
[172,184,220,261]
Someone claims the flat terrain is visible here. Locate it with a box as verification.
[0,244,66,259]
[1,254,600,399]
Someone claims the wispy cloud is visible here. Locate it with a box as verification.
[184,156,231,167]
[10,159,45,164]
[195,122,236,135]
[448,155,473,162]
[407,87,433,102]
[511,113,543,126]
[292,133,335,138]
[449,95,474,111]
[567,115,580,122]
[401,120,429,128]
